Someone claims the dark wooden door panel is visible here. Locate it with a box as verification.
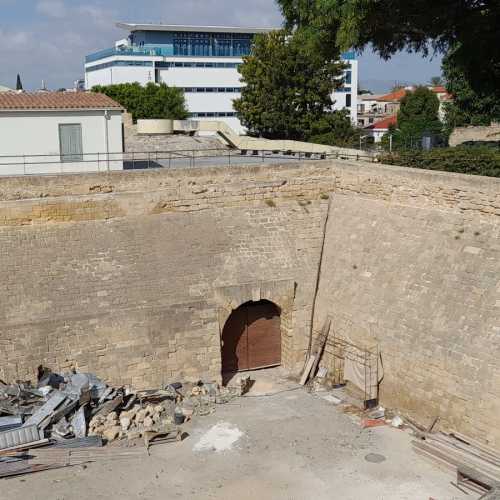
[247,303,281,369]
[221,307,248,373]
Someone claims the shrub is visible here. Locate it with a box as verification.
[92,82,188,123]
[378,146,500,177]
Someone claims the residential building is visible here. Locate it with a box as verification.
[85,23,358,134]
[364,114,397,143]
[357,94,384,127]
[0,92,124,175]
[358,86,452,128]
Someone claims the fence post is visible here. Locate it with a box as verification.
[228,149,231,165]
[23,155,26,175]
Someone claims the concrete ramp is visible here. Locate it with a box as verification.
[173,120,368,157]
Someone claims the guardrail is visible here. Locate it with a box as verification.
[0,148,377,177]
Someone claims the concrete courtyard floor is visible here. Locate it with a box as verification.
[3,369,469,500]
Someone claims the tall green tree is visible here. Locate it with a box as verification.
[442,48,500,130]
[92,82,188,122]
[384,87,442,150]
[278,0,500,95]
[16,74,23,91]
[233,30,348,141]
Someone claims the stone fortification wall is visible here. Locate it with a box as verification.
[0,160,498,446]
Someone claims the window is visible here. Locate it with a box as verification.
[345,70,352,85]
[346,94,352,108]
[59,124,83,162]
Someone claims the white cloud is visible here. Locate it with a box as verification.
[36,0,68,19]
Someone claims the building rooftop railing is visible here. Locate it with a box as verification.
[86,47,164,63]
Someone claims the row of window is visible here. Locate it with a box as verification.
[156,61,241,68]
[183,87,242,93]
[172,33,253,57]
[87,60,242,72]
[190,112,238,118]
[86,60,154,72]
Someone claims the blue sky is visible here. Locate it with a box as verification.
[0,0,442,92]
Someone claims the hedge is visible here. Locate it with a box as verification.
[378,146,500,178]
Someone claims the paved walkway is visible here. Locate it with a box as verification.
[3,369,468,500]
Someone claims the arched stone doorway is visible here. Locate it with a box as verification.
[221,300,281,380]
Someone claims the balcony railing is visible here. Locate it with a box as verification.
[86,46,165,63]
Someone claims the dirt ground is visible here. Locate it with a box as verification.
[2,369,468,500]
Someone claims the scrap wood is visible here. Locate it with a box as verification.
[458,465,500,493]
[413,440,500,486]
[300,318,331,386]
[309,319,331,382]
[299,356,316,386]
[427,433,500,469]
[451,432,500,462]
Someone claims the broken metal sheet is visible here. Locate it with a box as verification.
[51,416,71,438]
[0,425,44,451]
[22,391,68,429]
[64,373,107,400]
[47,398,79,430]
[0,416,23,432]
[70,406,87,439]
[92,395,123,419]
[52,436,103,449]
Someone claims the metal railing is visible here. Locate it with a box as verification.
[0,148,377,177]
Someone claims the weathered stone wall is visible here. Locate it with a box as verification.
[449,122,500,147]
[313,163,500,447]
[0,163,332,389]
[0,160,499,446]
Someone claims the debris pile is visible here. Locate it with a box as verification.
[0,367,243,479]
[413,431,500,496]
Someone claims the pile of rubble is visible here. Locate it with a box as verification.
[0,367,247,479]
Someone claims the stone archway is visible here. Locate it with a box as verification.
[214,279,295,381]
[221,300,281,376]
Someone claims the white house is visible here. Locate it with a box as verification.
[364,114,397,143]
[85,23,358,133]
[0,92,124,175]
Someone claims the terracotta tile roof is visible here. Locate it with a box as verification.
[0,91,123,111]
[378,89,408,102]
[365,114,398,130]
[431,86,447,93]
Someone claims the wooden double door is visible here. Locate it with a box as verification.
[221,300,281,374]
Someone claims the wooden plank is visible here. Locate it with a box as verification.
[424,439,500,476]
[413,441,500,484]
[309,319,331,382]
[458,465,500,490]
[300,356,316,386]
[450,432,500,461]
[428,434,500,468]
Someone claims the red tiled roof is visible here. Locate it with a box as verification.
[365,114,398,130]
[378,89,408,102]
[0,91,123,111]
[431,86,447,93]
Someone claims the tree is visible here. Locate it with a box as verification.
[278,0,500,95]
[430,76,443,87]
[383,87,443,150]
[442,49,500,131]
[308,111,361,147]
[92,82,188,122]
[16,74,23,91]
[233,30,349,141]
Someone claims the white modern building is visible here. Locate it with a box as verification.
[0,92,124,175]
[85,23,358,134]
